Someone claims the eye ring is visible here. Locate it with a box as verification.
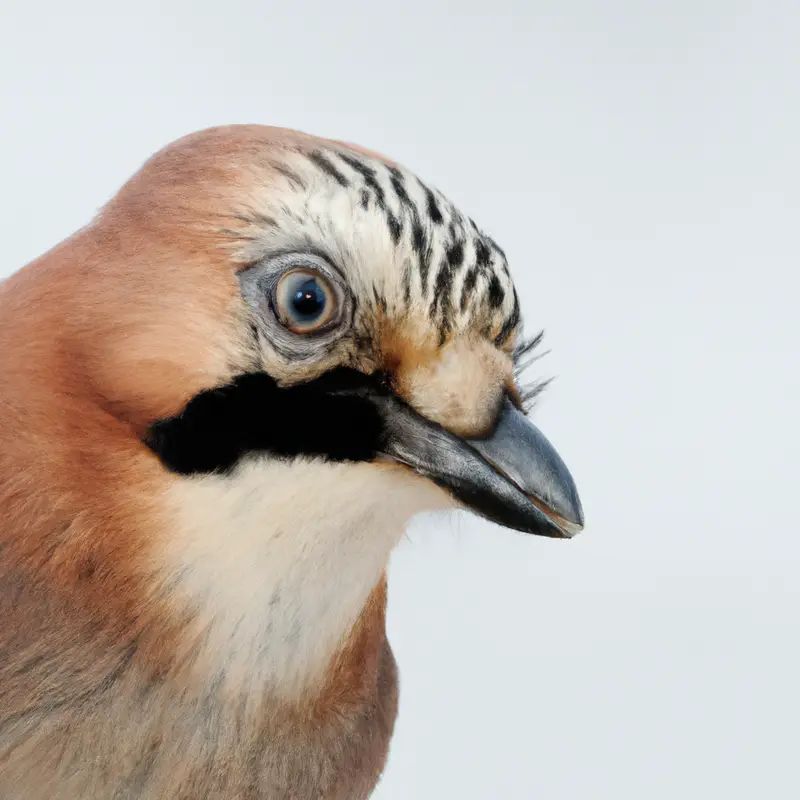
[272,268,341,334]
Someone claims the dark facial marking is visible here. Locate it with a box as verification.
[410,214,433,299]
[411,219,426,255]
[402,264,412,304]
[337,153,384,200]
[336,152,403,245]
[233,212,278,228]
[249,320,261,348]
[474,237,492,269]
[388,166,413,210]
[373,287,388,312]
[446,240,465,271]
[460,265,480,312]
[494,288,520,346]
[430,240,464,314]
[421,182,444,225]
[429,237,468,344]
[269,161,307,190]
[487,274,505,309]
[388,165,422,247]
[143,369,390,475]
[308,151,350,187]
[462,235,504,313]
[386,212,403,244]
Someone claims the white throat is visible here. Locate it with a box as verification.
[152,456,448,698]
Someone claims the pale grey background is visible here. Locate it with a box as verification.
[1,1,798,797]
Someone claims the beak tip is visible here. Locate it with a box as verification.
[565,492,585,530]
[558,516,585,538]
[465,400,585,540]
[525,483,584,538]
[535,501,585,539]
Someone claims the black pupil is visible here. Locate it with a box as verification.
[291,278,326,320]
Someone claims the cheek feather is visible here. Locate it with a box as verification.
[391,335,512,438]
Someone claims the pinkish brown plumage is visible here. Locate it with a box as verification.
[0,125,582,798]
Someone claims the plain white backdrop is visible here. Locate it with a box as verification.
[1,2,798,797]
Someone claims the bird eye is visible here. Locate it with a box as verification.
[274,269,340,334]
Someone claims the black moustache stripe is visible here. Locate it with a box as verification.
[143,369,388,476]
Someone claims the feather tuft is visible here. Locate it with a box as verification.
[512,330,552,412]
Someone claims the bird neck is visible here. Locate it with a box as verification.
[149,456,426,702]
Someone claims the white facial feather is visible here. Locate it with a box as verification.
[153,456,451,699]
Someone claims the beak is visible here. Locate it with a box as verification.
[143,362,582,538]
[371,394,585,539]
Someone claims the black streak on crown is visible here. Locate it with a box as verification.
[302,149,520,344]
[495,289,520,346]
[487,274,505,309]
[333,152,403,245]
[423,184,444,225]
[431,238,466,343]
[269,161,308,191]
[309,151,350,187]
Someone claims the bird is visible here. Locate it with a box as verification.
[0,125,584,799]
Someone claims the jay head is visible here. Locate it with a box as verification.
[0,125,584,799]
